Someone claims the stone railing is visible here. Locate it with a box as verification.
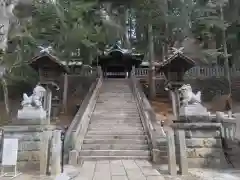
[135,66,240,79]
[64,67,103,158]
[130,67,166,157]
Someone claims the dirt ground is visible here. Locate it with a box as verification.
[150,96,240,124]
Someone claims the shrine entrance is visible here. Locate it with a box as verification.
[95,43,143,78]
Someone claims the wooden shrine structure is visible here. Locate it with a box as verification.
[157,48,197,118]
[95,43,144,78]
[29,52,69,119]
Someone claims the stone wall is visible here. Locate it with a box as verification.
[173,122,227,168]
[2,125,56,172]
[157,120,229,168]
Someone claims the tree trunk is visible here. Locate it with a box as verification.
[220,5,231,94]
[1,77,10,117]
[148,23,156,100]
[163,0,169,60]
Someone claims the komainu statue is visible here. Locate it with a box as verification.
[21,85,46,109]
[178,84,201,106]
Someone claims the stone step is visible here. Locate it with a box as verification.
[91,114,140,118]
[94,108,137,111]
[83,139,148,144]
[91,116,141,120]
[87,131,146,135]
[94,108,138,110]
[98,96,133,97]
[97,99,135,101]
[85,134,147,140]
[79,150,150,156]
[88,127,144,131]
[89,122,143,126]
[79,156,150,160]
[89,122,143,127]
[87,129,144,133]
[93,108,138,112]
[94,106,137,109]
[81,144,149,150]
[95,104,136,107]
[90,119,141,123]
[91,119,140,122]
[92,112,139,115]
[99,93,132,94]
[98,96,135,97]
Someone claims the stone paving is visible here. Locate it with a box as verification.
[1,160,240,180]
[75,160,164,180]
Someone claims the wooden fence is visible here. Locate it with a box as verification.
[135,66,240,79]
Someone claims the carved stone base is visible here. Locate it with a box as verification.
[179,104,210,117]
[17,107,47,124]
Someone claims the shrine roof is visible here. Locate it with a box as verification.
[102,43,144,58]
[157,51,198,73]
[160,52,195,67]
[30,52,69,73]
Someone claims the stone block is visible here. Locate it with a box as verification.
[4,132,41,141]
[187,157,228,168]
[157,138,222,148]
[18,151,40,161]
[179,138,222,148]
[179,104,209,117]
[185,129,221,138]
[186,148,223,158]
[69,150,78,166]
[152,149,163,163]
[18,141,41,151]
[17,107,47,122]
[17,161,40,172]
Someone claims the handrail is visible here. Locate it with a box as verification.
[64,67,103,152]
[130,67,166,151]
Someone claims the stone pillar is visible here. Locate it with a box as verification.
[51,130,62,176]
[69,150,78,166]
[40,131,50,175]
[166,127,177,175]
[176,130,188,175]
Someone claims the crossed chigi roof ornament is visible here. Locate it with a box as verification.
[171,47,184,54]
[38,45,53,54]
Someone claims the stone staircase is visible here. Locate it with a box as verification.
[79,79,150,160]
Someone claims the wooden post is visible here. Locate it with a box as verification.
[51,130,61,176]
[176,130,188,175]
[175,90,180,118]
[46,88,52,124]
[170,90,177,118]
[132,66,135,76]
[40,131,50,175]
[166,127,177,175]
[62,73,68,113]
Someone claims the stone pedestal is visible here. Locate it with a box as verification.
[17,107,47,125]
[179,104,209,117]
